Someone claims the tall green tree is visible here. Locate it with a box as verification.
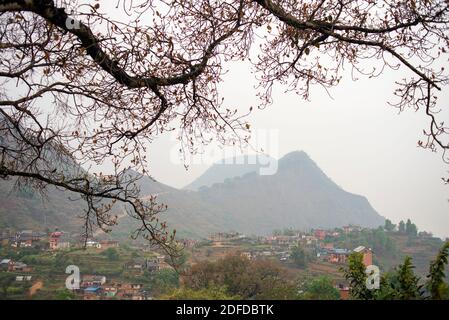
[342,241,449,300]
[427,241,449,300]
[394,256,423,300]
[300,276,340,300]
[341,253,375,300]
[405,219,418,237]
[148,269,180,296]
[103,248,119,261]
[291,245,308,269]
[398,221,406,233]
[384,219,396,232]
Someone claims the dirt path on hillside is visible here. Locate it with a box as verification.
[29,281,43,297]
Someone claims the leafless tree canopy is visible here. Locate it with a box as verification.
[0,0,448,253]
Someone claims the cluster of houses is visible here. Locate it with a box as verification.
[208,232,246,242]
[49,231,71,250]
[1,230,47,248]
[264,226,362,245]
[1,229,71,250]
[179,238,198,248]
[79,275,149,300]
[318,245,373,265]
[332,246,373,300]
[230,225,370,266]
[0,258,33,272]
[78,256,170,300]
[240,250,291,261]
[0,233,123,287]
[258,228,373,300]
[0,258,33,282]
[205,228,374,300]
[0,228,120,252]
[124,255,169,274]
[0,228,124,290]
[0,229,175,300]
[1,225,377,300]
[85,239,120,250]
[240,241,372,267]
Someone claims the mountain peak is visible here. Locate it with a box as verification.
[278,150,317,170]
[280,150,310,161]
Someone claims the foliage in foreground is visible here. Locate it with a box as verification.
[342,241,449,300]
[298,276,340,300]
[182,254,300,300]
[161,286,240,300]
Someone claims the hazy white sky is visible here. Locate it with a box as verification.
[146,58,449,239]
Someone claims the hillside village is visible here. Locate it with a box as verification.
[0,228,175,300]
[0,218,445,300]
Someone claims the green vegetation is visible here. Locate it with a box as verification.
[162,285,240,300]
[299,276,340,300]
[274,229,297,236]
[0,273,15,299]
[102,248,119,261]
[0,222,446,300]
[379,256,423,300]
[0,272,32,300]
[427,242,449,299]
[384,219,396,232]
[146,269,180,296]
[0,246,43,261]
[405,219,418,237]
[341,252,375,300]
[343,241,449,300]
[328,227,397,268]
[398,221,406,233]
[291,245,308,269]
[55,288,76,300]
[395,257,422,299]
[182,254,299,299]
[0,244,183,299]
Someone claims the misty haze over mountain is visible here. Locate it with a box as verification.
[0,151,384,238]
